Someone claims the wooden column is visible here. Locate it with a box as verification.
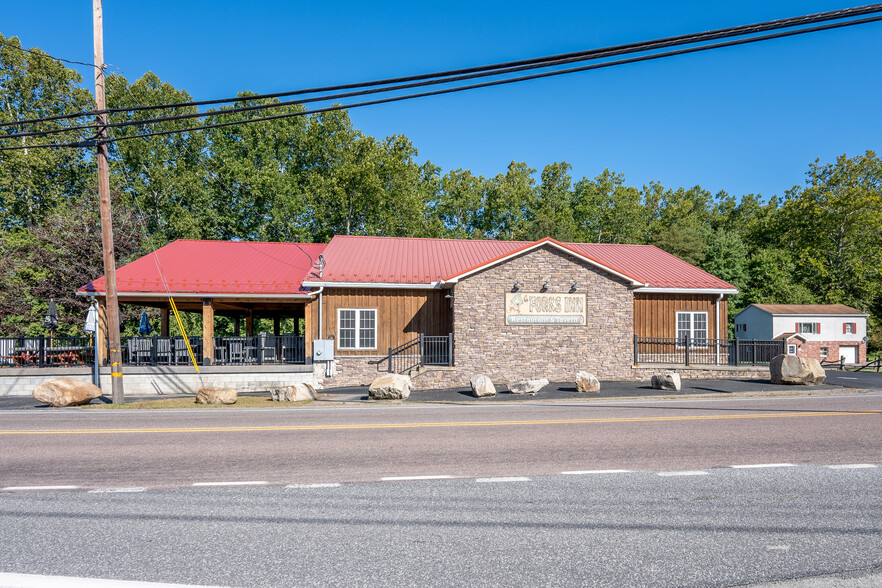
[97,298,108,365]
[202,298,214,365]
[160,308,169,336]
[245,311,254,336]
[273,317,281,336]
[234,317,240,336]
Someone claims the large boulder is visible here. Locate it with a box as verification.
[369,374,412,400]
[651,371,682,392]
[270,383,317,402]
[196,387,238,405]
[770,355,826,385]
[470,374,496,398]
[32,378,102,407]
[509,378,549,395]
[575,371,600,393]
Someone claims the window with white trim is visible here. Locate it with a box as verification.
[844,322,856,334]
[337,309,377,350]
[676,312,708,346]
[788,344,797,355]
[820,346,829,358]
[797,322,818,334]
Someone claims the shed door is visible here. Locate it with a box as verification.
[839,346,858,364]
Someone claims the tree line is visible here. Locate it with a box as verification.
[1,35,880,351]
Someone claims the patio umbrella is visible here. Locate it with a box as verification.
[138,311,152,336]
[43,299,58,330]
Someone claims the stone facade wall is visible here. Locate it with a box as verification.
[451,246,634,386]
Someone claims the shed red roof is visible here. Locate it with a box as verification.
[307,235,736,290]
[80,240,326,296]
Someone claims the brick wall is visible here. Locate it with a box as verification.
[789,339,867,364]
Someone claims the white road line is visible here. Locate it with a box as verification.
[730,463,795,469]
[658,471,708,477]
[2,485,80,491]
[828,464,878,469]
[837,377,859,380]
[561,469,633,475]
[380,475,457,481]
[285,483,342,489]
[475,477,531,483]
[766,545,791,551]
[87,488,147,493]
[0,571,232,587]
[191,481,268,487]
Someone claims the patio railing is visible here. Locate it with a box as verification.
[634,335,785,366]
[0,336,95,368]
[374,333,453,374]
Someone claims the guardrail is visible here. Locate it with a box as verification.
[374,333,453,374]
[634,335,785,366]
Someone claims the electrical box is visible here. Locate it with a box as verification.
[313,339,335,361]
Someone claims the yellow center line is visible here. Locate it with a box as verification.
[0,411,879,436]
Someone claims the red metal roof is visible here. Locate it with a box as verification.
[80,240,327,296]
[309,235,736,290]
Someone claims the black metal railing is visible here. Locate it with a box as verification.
[0,336,96,368]
[124,336,204,366]
[375,333,453,374]
[211,334,305,365]
[634,335,785,366]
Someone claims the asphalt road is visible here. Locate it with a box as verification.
[0,393,879,587]
[0,466,880,587]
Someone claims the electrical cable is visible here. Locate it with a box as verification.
[2,3,880,130]
[2,13,880,152]
[0,37,102,70]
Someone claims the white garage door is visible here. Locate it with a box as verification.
[839,346,858,364]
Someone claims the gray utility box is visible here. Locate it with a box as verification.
[313,339,335,361]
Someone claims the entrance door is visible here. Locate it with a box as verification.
[839,345,858,364]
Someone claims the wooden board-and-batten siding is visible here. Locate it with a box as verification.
[305,288,453,356]
[634,293,728,339]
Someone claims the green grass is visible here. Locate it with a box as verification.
[85,395,313,409]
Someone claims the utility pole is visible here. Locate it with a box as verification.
[93,0,124,403]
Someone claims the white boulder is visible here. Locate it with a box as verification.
[509,378,549,395]
[470,374,497,398]
[651,371,681,392]
[770,355,826,385]
[32,378,102,407]
[575,371,600,393]
[196,387,238,405]
[369,374,412,400]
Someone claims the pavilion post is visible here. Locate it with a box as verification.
[246,311,254,337]
[273,317,281,336]
[202,298,215,366]
[160,308,169,336]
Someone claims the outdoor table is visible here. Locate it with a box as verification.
[11,347,39,366]
[46,346,89,366]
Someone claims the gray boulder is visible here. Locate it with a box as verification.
[509,378,549,395]
[470,374,496,398]
[270,383,317,402]
[32,378,102,407]
[651,371,681,391]
[196,387,237,405]
[369,374,412,400]
[575,371,600,393]
[770,355,826,385]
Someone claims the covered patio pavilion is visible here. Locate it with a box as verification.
[78,240,326,366]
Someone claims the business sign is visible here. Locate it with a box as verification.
[505,292,586,325]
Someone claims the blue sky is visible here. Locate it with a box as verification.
[3,1,880,199]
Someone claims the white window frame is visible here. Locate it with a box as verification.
[820,346,828,358]
[797,322,818,334]
[676,311,709,347]
[788,344,797,355]
[337,308,377,350]
[844,323,855,334]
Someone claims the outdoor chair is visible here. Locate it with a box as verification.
[129,337,153,365]
[228,339,245,364]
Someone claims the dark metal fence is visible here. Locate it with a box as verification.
[0,336,95,368]
[124,336,204,366]
[212,334,305,365]
[634,335,785,366]
[376,333,453,373]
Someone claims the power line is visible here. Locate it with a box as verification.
[2,11,881,151]
[0,37,102,70]
[2,3,881,131]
